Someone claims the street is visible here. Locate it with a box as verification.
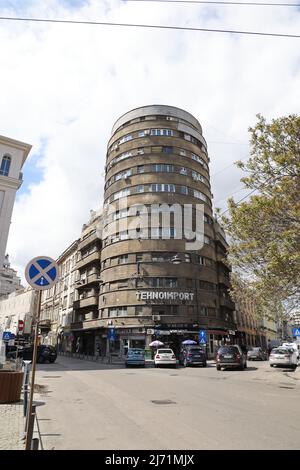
[32,356,300,450]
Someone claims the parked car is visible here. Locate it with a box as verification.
[125,348,145,367]
[247,347,267,361]
[154,348,177,368]
[179,346,207,367]
[216,345,247,371]
[6,344,57,364]
[269,347,298,369]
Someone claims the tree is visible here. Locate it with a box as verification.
[223,114,300,319]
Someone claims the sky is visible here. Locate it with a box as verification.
[1,0,300,284]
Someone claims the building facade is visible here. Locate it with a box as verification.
[71,210,102,355]
[99,105,236,357]
[40,240,79,349]
[0,287,38,339]
[0,135,31,269]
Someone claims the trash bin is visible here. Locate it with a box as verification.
[0,370,24,404]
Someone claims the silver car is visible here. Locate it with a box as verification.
[269,347,297,369]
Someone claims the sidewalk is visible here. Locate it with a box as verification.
[0,402,25,450]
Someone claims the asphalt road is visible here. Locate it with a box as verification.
[33,356,300,450]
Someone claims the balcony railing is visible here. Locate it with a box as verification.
[73,296,99,309]
[76,251,100,269]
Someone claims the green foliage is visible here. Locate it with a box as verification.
[223,114,300,318]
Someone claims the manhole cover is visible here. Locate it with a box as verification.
[151,399,177,405]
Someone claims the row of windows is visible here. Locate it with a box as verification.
[105,165,210,190]
[102,228,213,246]
[0,155,11,177]
[100,277,218,292]
[114,114,202,137]
[104,204,214,226]
[101,253,215,269]
[109,127,205,155]
[106,145,209,172]
[100,305,217,319]
[105,183,210,204]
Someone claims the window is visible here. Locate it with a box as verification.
[137,165,144,173]
[152,253,166,262]
[200,307,209,316]
[180,167,187,175]
[151,129,173,136]
[136,254,143,262]
[0,155,11,176]
[180,149,186,156]
[119,134,132,144]
[184,254,191,263]
[150,278,164,287]
[204,235,211,245]
[114,151,132,164]
[184,133,191,141]
[194,190,207,202]
[136,185,144,193]
[163,147,173,154]
[138,131,145,137]
[181,186,188,195]
[151,164,174,173]
[113,188,130,200]
[118,255,128,264]
[120,231,129,240]
[165,278,178,288]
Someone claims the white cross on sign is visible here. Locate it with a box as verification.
[25,256,59,291]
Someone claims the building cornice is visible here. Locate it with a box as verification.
[0,135,32,168]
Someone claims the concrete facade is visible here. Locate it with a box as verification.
[0,135,31,269]
[100,105,236,357]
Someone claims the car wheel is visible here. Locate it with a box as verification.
[270,364,274,367]
[203,362,207,367]
[244,362,247,369]
[216,364,221,371]
[37,356,45,364]
[49,358,56,363]
[240,363,244,371]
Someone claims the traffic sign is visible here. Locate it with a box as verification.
[2,331,15,341]
[108,328,116,342]
[199,329,207,345]
[25,256,58,291]
[292,327,300,338]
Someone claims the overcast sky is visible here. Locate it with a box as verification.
[1,0,300,283]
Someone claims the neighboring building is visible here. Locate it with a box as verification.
[40,240,79,349]
[235,297,262,347]
[99,105,236,357]
[0,254,22,297]
[290,311,300,327]
[71,210,102,355]
[0,135,31,269]
[0,287,38,339]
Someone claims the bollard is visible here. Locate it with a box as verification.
[25,404,36,450]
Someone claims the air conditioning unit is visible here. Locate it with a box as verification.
[144,130,150,135]
[152,315,161,321]
[137,149,144,155]
[114,144,119,150]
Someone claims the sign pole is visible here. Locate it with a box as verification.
[25,290,42,451]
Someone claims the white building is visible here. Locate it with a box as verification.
[0,287,38,337]
[0,135,31,268]
[0,254,22,297]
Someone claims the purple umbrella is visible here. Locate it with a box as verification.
[182,339,197,345]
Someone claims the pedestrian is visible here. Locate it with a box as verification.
[267,340,272,358]
[96,344,101,359]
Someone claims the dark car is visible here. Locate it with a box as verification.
[7,344,57,363]
[247,347,267,361]
[216,345,247,371]
[179,346,207,367]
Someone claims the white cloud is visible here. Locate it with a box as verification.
[1,0,299,282]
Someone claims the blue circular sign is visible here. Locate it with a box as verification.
[25,256,59,291]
